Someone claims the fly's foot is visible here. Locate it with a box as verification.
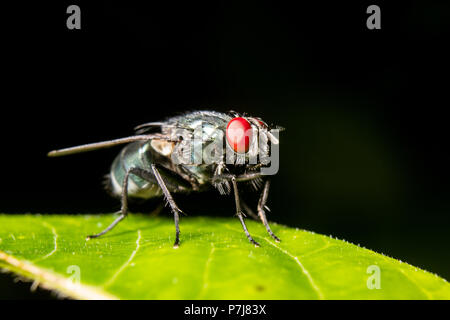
[86,230,107,240]
[264,227,281,243]
[86,233,99,241]
[271,233,281,243]
[257,207,281,243]
[249,237,260,247]
[85,212,126,241]
[173,234,180,249]
[243,229,260,247]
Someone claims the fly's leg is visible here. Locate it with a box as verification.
[231,176,260,247]
[123,166,184,248]
[86,169,132,240]
[87,166,184,248]
[241,182,280,241]
[257,180,281,242]
[149,202,164,217]
[241,201,259,221]
[150,164,183,248]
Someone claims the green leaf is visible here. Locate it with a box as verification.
[0,214,449,299]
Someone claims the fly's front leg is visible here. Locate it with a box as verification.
[257,180,280,242]
[231,176,260,247]
[86,169,132,240]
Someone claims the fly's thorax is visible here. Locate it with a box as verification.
[162,116,228,186]
[166,119,275,174]
[169,119,229,167]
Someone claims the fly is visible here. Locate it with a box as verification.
[48,110,282,248]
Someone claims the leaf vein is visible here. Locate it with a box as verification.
[223,223,325,299]
[379,254,433,299]
[197,244,215,299]
[103,230,141,288]
[33,222,58,262]
[262,238,325,299]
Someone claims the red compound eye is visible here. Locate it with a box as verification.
[226,117,252,153]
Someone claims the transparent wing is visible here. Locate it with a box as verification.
[48,133,173,157]
[134,122,165,134]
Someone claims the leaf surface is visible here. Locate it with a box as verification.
[0,214,449,299]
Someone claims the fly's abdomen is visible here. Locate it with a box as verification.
[109,141,162,199]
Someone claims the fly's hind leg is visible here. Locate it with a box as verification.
[87,166,183,248]
[86,169,133,240]
[257,180,280,242]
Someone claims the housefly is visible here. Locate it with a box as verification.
[48,110,282,248]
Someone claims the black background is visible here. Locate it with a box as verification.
[1,1,449,298]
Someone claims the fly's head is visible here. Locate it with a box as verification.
[222,113,281,178]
